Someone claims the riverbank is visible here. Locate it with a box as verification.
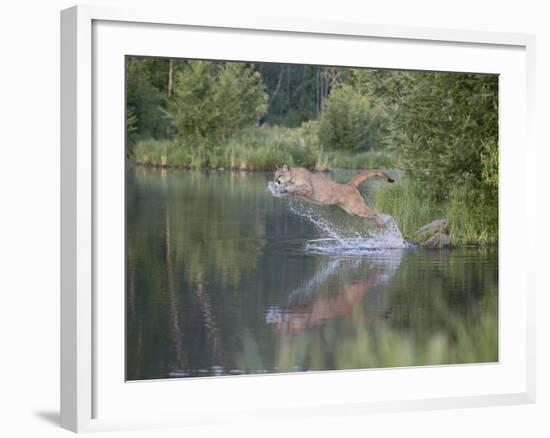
[371,177,498,246]
[128,125,397,171]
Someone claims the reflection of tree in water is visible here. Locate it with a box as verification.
[165,211,186,370]
[193,281,221,359]
[155,169,267,286]
[126,168,269,379]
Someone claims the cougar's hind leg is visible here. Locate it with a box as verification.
[359,209,385,228]
[341,200,385,228]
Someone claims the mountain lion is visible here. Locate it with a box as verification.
[273,165,394,227]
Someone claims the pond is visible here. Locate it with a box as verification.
[126,165,498,380]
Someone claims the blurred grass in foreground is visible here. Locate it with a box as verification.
[237,292,497,374]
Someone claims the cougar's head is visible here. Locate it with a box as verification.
[274,164,292,185]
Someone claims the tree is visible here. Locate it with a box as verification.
[351,70,498,201]
[255,64,343,126]
[167,61,268,146]
[126,57,170,144]
[318,84,385,152]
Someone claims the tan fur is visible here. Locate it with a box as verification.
[273,165,394,227]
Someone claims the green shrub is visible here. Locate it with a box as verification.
[481,138,498,193]
[318,85,384,152]
[377,72,498,202]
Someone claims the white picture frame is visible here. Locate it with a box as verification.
[60,4,536,433]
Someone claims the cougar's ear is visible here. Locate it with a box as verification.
[282,164,289,171]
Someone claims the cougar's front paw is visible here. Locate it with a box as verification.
[277,184,288,193]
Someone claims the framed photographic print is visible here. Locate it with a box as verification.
[61,4,536,433]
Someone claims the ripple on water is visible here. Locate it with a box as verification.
[305,238,410,257]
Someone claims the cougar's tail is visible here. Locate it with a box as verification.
[347,170,395,188]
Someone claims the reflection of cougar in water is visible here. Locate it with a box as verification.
[273,165,394,227]
[269,268,384,336]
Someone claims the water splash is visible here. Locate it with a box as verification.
[268,181,410,252]
[363,213,410,250]
[287,201,355,245]
[267,181,286,198]
[290,202,409,252]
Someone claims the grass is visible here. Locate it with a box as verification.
[371,176,498,245]
[371,178,442,238]
[445,183,498,246]
[129,125,397,171]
